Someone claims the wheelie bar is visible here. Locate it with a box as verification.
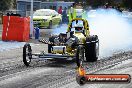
[76,66,131,85]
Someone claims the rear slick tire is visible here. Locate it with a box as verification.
[85,35,99,62]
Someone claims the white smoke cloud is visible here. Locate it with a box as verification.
[52,24,68,35]
[87,8,132,57]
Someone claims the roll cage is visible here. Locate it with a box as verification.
[67,18,90,37]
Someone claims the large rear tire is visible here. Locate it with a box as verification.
[23,43,32,66]
[85,35,99,62]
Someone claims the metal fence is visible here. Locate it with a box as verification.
[26,11,35,17]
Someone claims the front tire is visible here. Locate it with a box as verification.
[76,75,86,85]
[23,43,32,66]
[85,35,99,62]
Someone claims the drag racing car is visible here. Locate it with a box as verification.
[23,18,99,67]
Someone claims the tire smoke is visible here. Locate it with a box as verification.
[88,8,132,57]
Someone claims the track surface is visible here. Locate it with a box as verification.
[0,43,132,88]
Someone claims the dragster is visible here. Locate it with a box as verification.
[23,18,99,66]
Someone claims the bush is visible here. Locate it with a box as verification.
[0,13,2,24]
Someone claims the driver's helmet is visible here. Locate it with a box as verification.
[75,23,84,32]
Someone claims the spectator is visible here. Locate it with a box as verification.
[62,7,68,24]
[58,6,62,14]
[68,3,77,22]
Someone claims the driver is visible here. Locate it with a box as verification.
[67,20,85,33]
[75,27,83,32]
[75,23,84,33]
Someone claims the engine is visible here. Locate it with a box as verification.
[52,46,66,54]
[52,32,78,54]
[66,38,76,47]
[53,33,67,45]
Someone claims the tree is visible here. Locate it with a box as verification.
[0,0,11,12]
[12,0,17,9]
[122,0,132,9]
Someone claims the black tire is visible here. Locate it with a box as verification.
[85,35,99,62]
[76,46,84,67]
[76,75,86,85]
[48,44,52,53]
[48,36,56,53]
[23,43,32,66]
[48,21,52,29]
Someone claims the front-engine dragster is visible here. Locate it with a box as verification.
[23,18,99,67]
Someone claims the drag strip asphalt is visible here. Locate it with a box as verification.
[0,43,132,88]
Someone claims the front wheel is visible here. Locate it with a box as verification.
[76,75,86,85]
[23,43,32,66]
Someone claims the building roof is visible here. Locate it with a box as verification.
[42,1,74,4]
[17,0,74,3]
[17,0,41,2]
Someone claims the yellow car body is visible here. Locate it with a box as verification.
[33,9,62,28]
[65,18,90,54]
